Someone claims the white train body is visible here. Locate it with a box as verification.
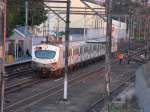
[32,40,114,75]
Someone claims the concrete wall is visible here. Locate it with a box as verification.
[135,62,150,112]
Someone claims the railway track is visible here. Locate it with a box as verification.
[5,61,31,79]
[5,60,137,112]
[87,73,135,112]
[3,41,148,111]
[4,64,105,112]
[4,56,138,112]
[6,69,34,81]
[5,77,45,94]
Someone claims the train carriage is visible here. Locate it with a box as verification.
[32,39,114,77]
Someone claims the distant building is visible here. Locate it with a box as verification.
[30,0,126,42]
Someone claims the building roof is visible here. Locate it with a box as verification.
[14,26,32,38]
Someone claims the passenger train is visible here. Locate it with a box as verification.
[32,38,116,77]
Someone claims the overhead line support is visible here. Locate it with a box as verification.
[43,3,66,23]
[80,0,106,21]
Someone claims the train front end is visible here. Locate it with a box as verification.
[32,44,60,77]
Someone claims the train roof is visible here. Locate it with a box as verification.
[58,40,86,48]
[34,38,106,49]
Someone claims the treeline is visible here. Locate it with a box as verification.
[7,0,47,36]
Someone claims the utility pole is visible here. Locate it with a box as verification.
[63,0,70,101]
[105,0,112,111]
[0,0,3,41]
[145,2,148,59]
[138,17,141,40]
[83,5,86,41]
[128,8,132,61]
[1,0,6,112]
[25,0,28,37]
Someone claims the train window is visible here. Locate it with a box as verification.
[76,48,79,55]
[88,45,91,53]
[84,46,88,53]
[35,50,56,59]
[68,49,71,57]
[73,48,76,55]
[82,46,84,53]
[71,48,74,56]
[69,49,72,57]
[63,51,65,58]
[73,48,77,55]
[72,48,74,56]
[84,46,86,53]
[96,44,98,51]
[98,44,101,50]
[92,45,95,51]
[80,46,83,54]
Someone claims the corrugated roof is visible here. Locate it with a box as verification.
[14,26,32,38]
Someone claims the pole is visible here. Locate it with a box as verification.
[138,17,141,40]
[83,5,86,41]
[125,17,128,41]
[25,0,28,37]
[63,0,70,101]
[0,1,3,41]
[105,0,112,111]
[144,16,146,57]
[144,17,148,59]
[132,16,135,39]
[1,0,6,112]
[128,9,131,60]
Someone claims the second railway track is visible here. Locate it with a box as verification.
[4,64,105,112]
[4,43,148,112]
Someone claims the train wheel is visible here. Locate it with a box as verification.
[53,70,61,78]
[58,69,62,77]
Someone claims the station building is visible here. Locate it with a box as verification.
[6,26,32,63]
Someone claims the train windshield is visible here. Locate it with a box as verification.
[35,50,56,59]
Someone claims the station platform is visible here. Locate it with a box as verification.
[6,56,32,67]
[0,56,32,67]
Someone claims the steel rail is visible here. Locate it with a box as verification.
[4,64,106,112]
[4,45,148,111]
[6,69,33,80]
[86,73,135,112]
[5,77,42,94]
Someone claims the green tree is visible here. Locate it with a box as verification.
[7,0,47,36]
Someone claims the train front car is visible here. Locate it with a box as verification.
[32,44,60,77]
